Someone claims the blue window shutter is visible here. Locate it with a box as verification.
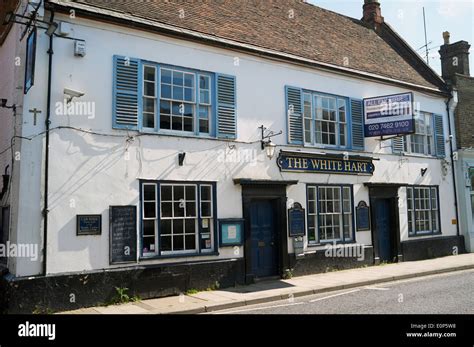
[350,98,364,150]
[434,114,446,158]
[113,55,140,130]
[392,136,405,154]
[216,74,237,139]
[285,86,303,144]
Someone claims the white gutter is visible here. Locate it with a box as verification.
[49,0,445,95]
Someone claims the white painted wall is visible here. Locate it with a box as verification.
[0,1,40,277]
[10,13,457,276]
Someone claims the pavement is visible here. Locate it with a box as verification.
[214,269,474,314]
[61,253,474,314]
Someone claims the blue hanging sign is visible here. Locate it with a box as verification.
[277,152,375,175]
[363,92,415,137]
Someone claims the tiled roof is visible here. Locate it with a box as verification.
[54,0,441,90]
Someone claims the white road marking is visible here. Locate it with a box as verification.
[365,286,390,291]
[308,289,361,302]
[214,301,304,314]
[215,289,362,313]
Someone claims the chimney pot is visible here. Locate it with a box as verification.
[443,31,450,45]
[362,0,384,30]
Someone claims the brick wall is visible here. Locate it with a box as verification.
[0,0,20,46]
[454,74,474,149]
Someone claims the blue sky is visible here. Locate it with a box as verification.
[308,0,474,76]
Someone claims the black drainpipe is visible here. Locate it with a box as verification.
[43,8,55,276]
[446,94,460,237]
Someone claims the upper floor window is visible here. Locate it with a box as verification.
[142,65,213,135]
[303,92,348,148]
[143,66,157,129]
[286,86,363,149]
[404,112,435,155]
[112,55,237,139]
[392,111,445,158]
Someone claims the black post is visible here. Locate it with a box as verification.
[42,8,55,276]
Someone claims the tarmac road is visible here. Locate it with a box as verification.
[213,269,474,314]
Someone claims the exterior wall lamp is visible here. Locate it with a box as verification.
[258,125,281,159]
[263,141,277,159]
[178,152,186,166]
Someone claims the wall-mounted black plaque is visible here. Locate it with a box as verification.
[356,201,370,231]
[109,206,137,264]
[288,202,306,237]
[76,214,102,235]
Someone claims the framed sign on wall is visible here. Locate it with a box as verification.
[76,214,102,235]
[356,201,371,231]
[219,219,244,246]
[288,202,305,237]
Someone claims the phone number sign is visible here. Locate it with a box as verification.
[363,92,415,137]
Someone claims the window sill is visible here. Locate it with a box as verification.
[394,152,438,159]
[302,143,351,151]
[141,129,217,140]
[112,126,223,141]
[407,231,442,238]
[139,251,219,261]
[307,240,356,247]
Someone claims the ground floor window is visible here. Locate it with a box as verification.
[307,185,353,244]
[407,186,440,236]
[470,169,474,225]
[141,181,216,257]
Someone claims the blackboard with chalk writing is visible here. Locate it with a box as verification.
[109,206,137,264]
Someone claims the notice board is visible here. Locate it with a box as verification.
[109,206,137,264]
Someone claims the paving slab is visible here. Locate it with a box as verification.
[190,291,240,303]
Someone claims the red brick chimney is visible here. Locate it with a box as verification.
[362,0,384,30]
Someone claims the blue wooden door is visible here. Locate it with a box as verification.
[374,199,391,262]
[250,200,277,277]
